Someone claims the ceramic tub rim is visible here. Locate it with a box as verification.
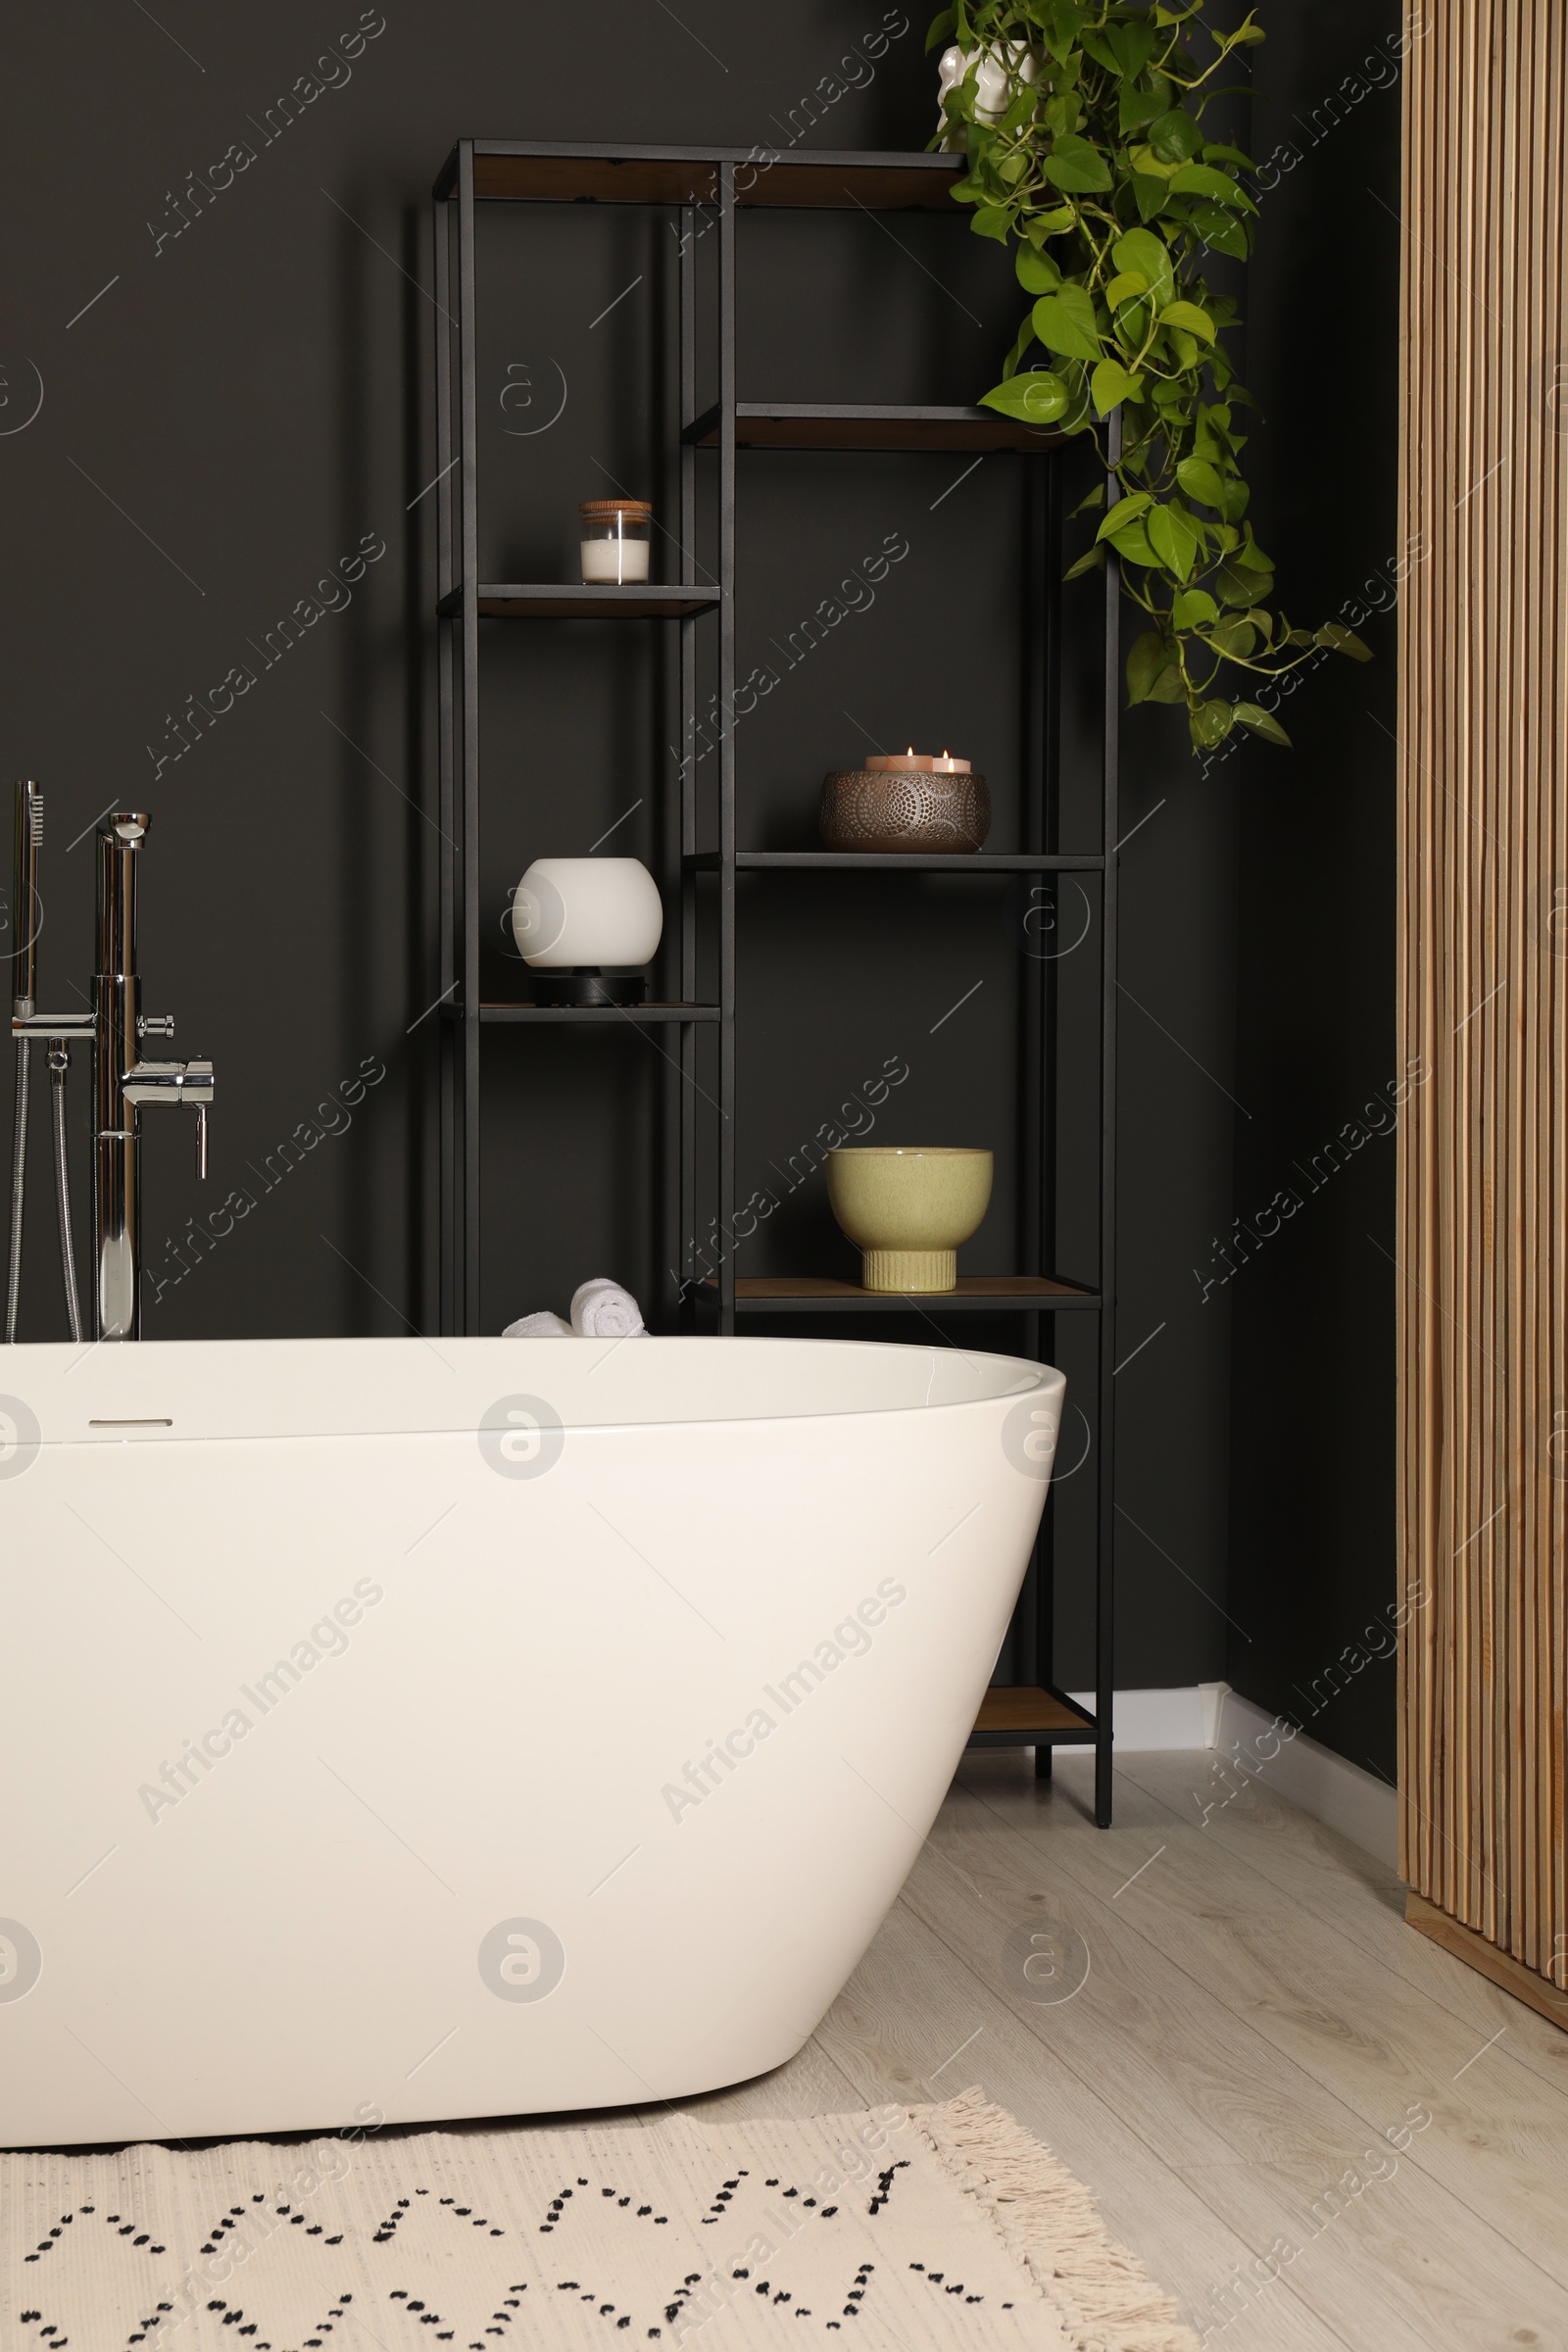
[0,1332,1060,1441]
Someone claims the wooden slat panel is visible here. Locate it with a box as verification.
[1399,0,1568,1995]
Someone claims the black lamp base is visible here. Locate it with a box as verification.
[529,968,649,1008]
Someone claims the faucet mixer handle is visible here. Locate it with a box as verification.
[138,1012,174,1041]
[11,779,43,1015]
[181,1058,213,1180]
[119,1054,213,1171]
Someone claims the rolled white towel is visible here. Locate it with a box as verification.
[570,1277,645,1338]
[502,1309,572,1338]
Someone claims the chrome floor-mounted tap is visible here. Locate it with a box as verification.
[7,789,214,1342]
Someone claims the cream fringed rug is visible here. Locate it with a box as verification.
[2,2088,1198,2352]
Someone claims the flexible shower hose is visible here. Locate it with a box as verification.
[5,1037,28,1344]
[50,1050,82,1343]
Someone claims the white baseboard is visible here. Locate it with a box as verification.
[1064,1683,1212,1751]
[1063,1681,1399,1870]
[1212,1687,1399,1868]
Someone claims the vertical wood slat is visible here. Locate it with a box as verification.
[1399,0,1568,1992]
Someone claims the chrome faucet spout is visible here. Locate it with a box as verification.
[5,780,44,1344]
[90,811,214,1342]
[7,797,212,1342]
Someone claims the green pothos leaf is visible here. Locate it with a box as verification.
[1015,244,1062,294]
[1146,500,1202,581]
[1131,172,1170,221]
[1206,616,1258,660]
[970,204,1016,242]
[1032,284,1103,363]
[1149,107,1204,164]
[934,0,1370,760]
[1315,622,1375,661]
[1161,300,1216,343]
[979,369,1071,422]
[1171,587,1218,628]
[1044,132,1113,191]
[1105,515,1160,566]
[1169,162,1255,209]
[1127,630,1177,704]
[1000,312,1037,380]
[1092,359,1145,415]
[1112,226,1176,306]
[1190,699,1236,747]
[1176,457,1226,508]
[1097,489,1152,540]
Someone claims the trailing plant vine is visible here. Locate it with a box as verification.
[930,0,1370,752]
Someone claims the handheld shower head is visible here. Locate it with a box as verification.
[11,780,42,1016]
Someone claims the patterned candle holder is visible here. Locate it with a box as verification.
[818,765,991,854]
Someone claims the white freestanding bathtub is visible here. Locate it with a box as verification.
[0,1335,1064,2147]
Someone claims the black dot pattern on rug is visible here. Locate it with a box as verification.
[289,2288,354,2346]
[371,2197,414,2245]
[27,2205,169,2272]
[909,2260,987,2307]
[541,2180,667,2237]
[9,2132,1040,2346]
[698,2171,747,2226]
[18,2309,71,2348]
[390,2285,456,2333]
[184,2294,271,2343]
[867,2160,909,2217]
[467,2276,528,2342]
[428,2194,508,2242]
[23,2209,74,2264]
[198,2201,270,2257]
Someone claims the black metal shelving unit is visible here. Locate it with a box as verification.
[431,140,1120,1826]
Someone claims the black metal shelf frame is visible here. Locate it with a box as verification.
[432,141,1120,1825]
[683,851,1106,873]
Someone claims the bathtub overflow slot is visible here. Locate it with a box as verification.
[87,1418,174,1428]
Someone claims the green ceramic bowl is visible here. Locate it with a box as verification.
[826,1146,994,1293]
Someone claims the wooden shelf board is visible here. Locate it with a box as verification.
[727,1275,1099,1311]
[971,1687,1098,1740]
[684,851,1104,874]
[685,402,1066,455]
[739,159,964,212]
[439,584,719,620]
[466,1003,720,1025]
[446,147,963,212]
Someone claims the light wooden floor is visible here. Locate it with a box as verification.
[687,1748,1568,2352]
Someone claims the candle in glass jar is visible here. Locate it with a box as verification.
[865,747,936,773]
[579,498,652,585]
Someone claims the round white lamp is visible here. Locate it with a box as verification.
[512,857,663,1006]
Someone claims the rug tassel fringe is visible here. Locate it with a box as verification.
[910,2085,1201,2352]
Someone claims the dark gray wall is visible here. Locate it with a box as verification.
[1224,1,1404,1775]
[0,2,1396,1723]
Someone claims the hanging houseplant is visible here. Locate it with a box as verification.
[930,0,1371,753]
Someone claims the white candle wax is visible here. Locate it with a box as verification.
[581,537,651,584]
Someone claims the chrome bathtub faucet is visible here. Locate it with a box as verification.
[8,794,213,1342]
